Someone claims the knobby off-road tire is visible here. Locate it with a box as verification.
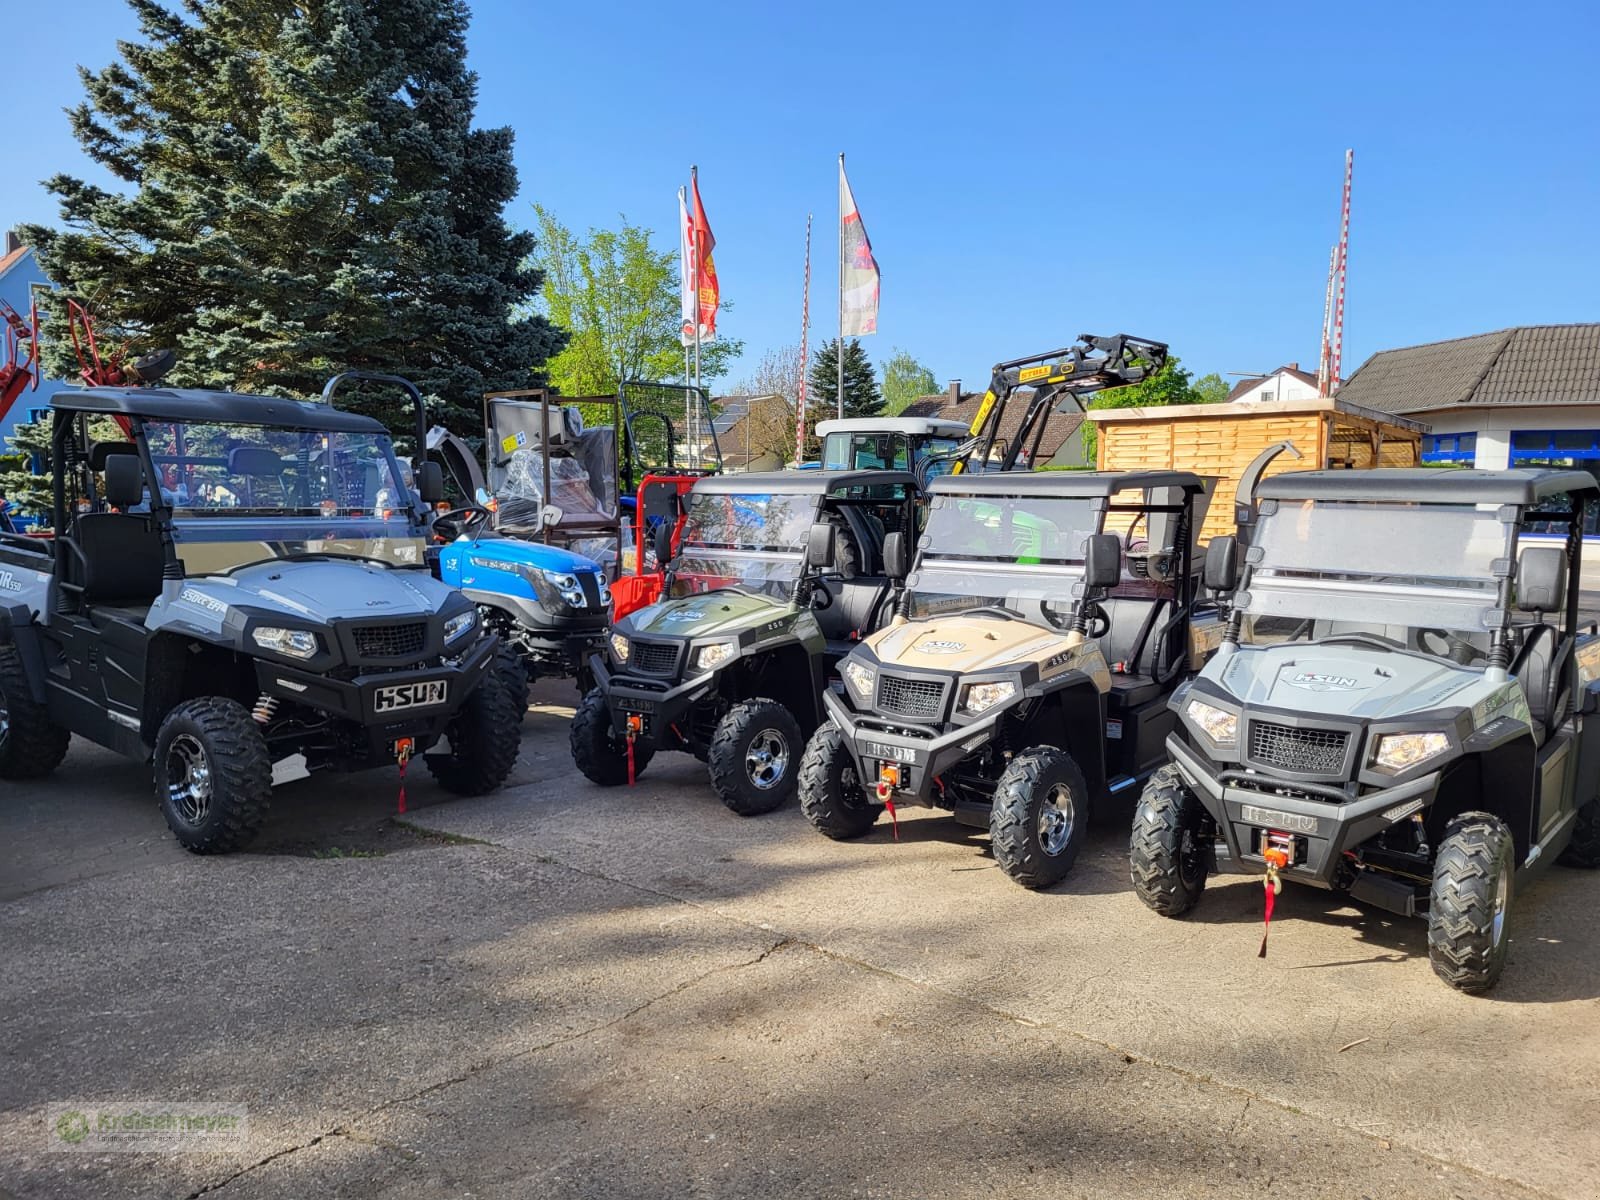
[570,687,649,787]
[1428,812,1515,993]
[496,644,532,720]
[153,697,271,854]
[798,723,881,839]
[991,747,1090,889]
[1557,796,1600,868]
[708,698,804,816]
[427,674,522,796]
[1130,765,1210,916]
[0,642,70,780]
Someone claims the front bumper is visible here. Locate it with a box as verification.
[822,688,1002,807]
[1165,734,1442,889]
[590,654,715,753]
[254,633,499,754]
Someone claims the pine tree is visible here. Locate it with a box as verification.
[808,338,882,420]
[20,0,562,446]
[0,418,53,519]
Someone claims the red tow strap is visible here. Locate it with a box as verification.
[626,731,637,787]
[395,738,414,815]
[1258,844,1288,958]
[876,780,899,841]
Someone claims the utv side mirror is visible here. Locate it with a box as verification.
[806,522,836,570]
[1083,533,1122,591]
[417,461,444,505]
[1517,546,1567,613]
[103,453,144,509]
[652,521,675,567]
[882,531,909,580]
[1203,535,1242,594]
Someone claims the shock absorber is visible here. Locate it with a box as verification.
[251,694,280,725]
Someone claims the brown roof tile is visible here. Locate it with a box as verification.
[1337,324,1600,414]
[899,390,1083,460]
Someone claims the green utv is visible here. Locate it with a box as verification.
[571,470,920,814]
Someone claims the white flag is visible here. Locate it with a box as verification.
[678,187,696,347]
[839,160,880,337]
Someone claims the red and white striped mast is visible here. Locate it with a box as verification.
[1317,246,1336,396]
[795,213,813,464]
[1329,149,1354,391]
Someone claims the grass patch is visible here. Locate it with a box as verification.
[392,819,495,847]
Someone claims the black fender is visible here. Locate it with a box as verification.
[0,603,50,704]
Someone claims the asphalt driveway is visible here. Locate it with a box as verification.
[2,680,1596,1199]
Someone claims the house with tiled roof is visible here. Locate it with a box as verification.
[901,381,1092,467]
[1225,362,1320,404]
[1336,325,1600,490]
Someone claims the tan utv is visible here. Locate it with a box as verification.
[797,470,1222,888]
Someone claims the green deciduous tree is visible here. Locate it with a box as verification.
[879,348,937,416]
[808,338,882,420]
[529,206,742,397]
[20,0,561,443]
[1080,355,1222,458]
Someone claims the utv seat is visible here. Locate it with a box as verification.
[816,576,892,652]
[74,513,165,607]
[1096,596,1174,708]
[1513,623,1572,745]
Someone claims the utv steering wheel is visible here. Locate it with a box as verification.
[1042,601,1109,639]
[1417,627,1478,665]
[431,505,492,541]
[809,581,835,611]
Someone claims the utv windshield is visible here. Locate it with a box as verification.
[142,421,425,572]
[1245,499,1509,635]
[822,432,963,473]
[906,492,1099,621]
[674,490,819,597]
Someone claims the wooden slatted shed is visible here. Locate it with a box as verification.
[1088,397,1428,542]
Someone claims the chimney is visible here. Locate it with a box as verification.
[1285,362,1298,372]
[4,231,20,255]
[947,379,962,407]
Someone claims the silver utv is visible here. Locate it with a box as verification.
[1131,468,1600,992]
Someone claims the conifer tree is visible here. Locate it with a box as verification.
[20,0,561,444]
[808,338,883,420]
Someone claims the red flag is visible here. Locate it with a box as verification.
[690,173,719,340]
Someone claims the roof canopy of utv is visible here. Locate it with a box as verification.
[53,386,389,435]
[1256,467,1600,506]
[695,469,919,496]
[930,469,1207,499]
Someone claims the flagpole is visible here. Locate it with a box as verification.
[796,212,812,464]
[837,153,845,421]
[679,185,693,465]
[692,165,703,467]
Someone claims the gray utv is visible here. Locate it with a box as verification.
[0,373,521,854]
[573,470,920,815]
[1132,468,1600,991]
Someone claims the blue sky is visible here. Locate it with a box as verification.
[6,0,1598,393]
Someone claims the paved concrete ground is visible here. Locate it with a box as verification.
[3,681,1597,1200]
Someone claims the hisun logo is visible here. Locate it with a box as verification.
[1286,671,1365,692]
[0,570,20,592]
[915,639,966,654]
[664,608,705,622]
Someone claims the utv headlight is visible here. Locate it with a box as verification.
[1373,732,1450,771]
[610,633,631,663]
[842,659,876,702]
[1186,699,1238,746]
[961,680,1016,715]
[444,610,476,644]
[253,626,319,660]
[695,641,736,673]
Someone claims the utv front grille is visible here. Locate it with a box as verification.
[877,674,945,720]
[632,640,680,675]
[1247,721,1349,775]
[352,622,427,660]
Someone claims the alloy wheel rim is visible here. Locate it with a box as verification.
[0,693,10,754]
[1491,866,1508,947]
[1037,783,1076,855]
[746,728,790,790]
[166,734,213,825]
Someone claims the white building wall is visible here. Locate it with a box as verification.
[1234,371,1320,405]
